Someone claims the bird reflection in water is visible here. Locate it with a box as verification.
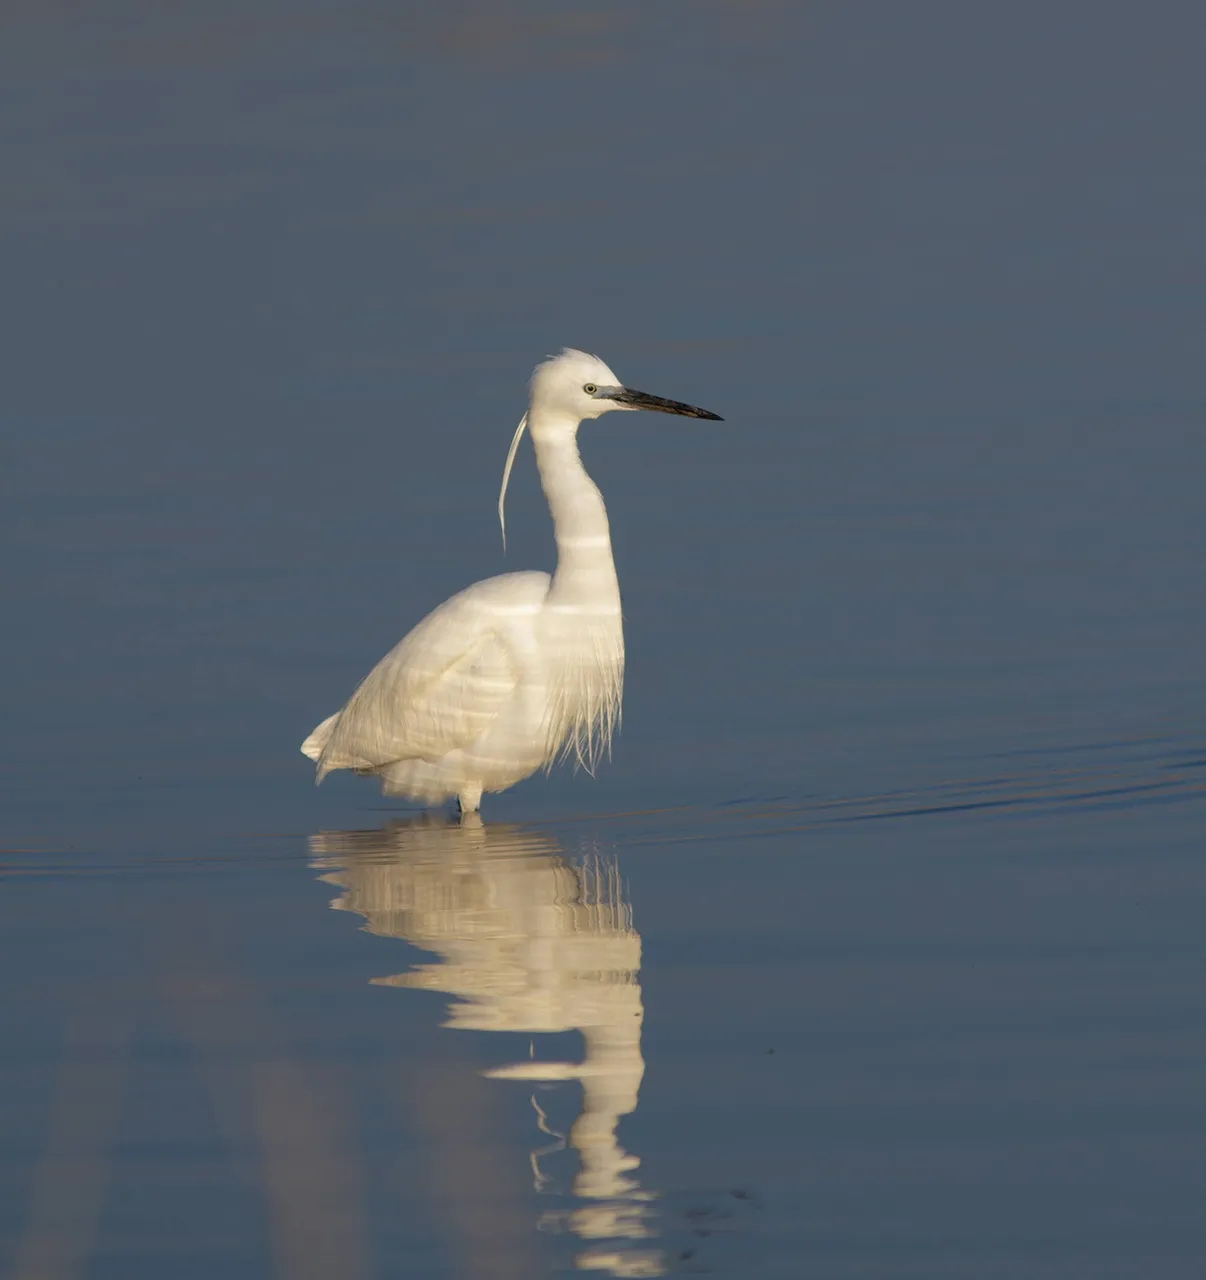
[310,816,664,1277]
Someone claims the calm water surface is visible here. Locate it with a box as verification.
[3,4,1205,1277]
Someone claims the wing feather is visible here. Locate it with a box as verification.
[312,572,550,779]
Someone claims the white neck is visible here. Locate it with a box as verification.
[528,411,620,610]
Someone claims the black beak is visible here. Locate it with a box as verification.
[603,386,723,420]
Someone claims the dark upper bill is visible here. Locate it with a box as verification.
[598,386,723,420]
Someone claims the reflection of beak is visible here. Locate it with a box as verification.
[601,386,723,420]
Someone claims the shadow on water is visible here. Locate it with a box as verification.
[10,816,672,1279]
[311,816,665,1278]
[4,734,1203,1277]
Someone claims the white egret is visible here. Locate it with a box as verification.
[301,347,721,814]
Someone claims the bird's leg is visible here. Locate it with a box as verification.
[456,784,483,819]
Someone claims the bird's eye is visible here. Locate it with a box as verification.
[583,383,597,395]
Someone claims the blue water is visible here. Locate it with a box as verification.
[3,5,1205,1277]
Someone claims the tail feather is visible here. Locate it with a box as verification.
[301,713,341,764]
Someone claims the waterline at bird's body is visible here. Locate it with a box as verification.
[301,348,720,814]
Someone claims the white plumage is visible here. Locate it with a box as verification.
[301,348,720,814]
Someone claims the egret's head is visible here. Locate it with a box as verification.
[501,348,722,550]
[530,348,723,423]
